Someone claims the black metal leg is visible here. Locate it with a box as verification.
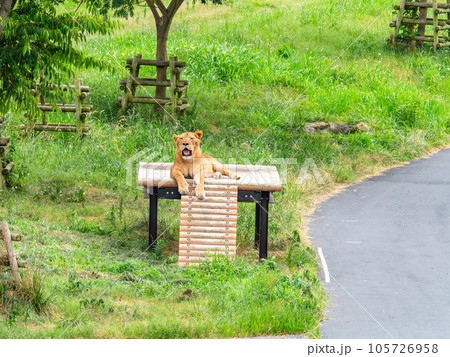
[255,200,261,249]
[258,191,270,260]
[149,193,158,249]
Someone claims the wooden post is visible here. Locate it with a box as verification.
[1,221,21,286]
[131,53,142,98]
[75,78,83,139]
[416,0,429,48]
[169,56,177,117]
[0,159,5,190]
[394,0,407,46]
[123,54,141,112]
[409,6,419,49]
[433,0,439,50]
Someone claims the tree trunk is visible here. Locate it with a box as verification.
[0,0,17,37]
[147,0,184,111]
[155,23,169,103]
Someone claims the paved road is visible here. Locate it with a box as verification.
[309,148,450,338]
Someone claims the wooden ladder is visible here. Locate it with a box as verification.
[178,184,238,267]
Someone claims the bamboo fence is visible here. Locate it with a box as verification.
[118,54,189,116]
[391,0,450,50]
[22,78,92,139]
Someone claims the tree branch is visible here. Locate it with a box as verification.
[146,0,161,21]
[167,0,184,18]
[74,0,84,14]
[154,0,168,17]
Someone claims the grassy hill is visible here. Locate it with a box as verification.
[0,0,449,338]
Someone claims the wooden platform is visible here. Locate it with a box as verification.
[139,162,282,263]
[138,162,282,192]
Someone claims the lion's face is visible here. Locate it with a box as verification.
[173,130,203,159]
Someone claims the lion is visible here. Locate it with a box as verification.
[170,130,240,200]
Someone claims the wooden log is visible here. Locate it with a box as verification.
[177,104,190,111]
[2,162,14,175]
[436,41,450,47]
[180,225,237,233]
[392,17,450,25]
[11,233,21,241]
[179,250,234,258]
[172,67,185,74]
[402,35,447,42]
[20,124,91,132]
[24,123,77,127]
[436,24,450,30]
[33,84,90,92]
[75,78,83,139]
[169,57,177,116]
[119,78,188,87]
[0,142,11,154]
[417,0,429,48]
[394,2,450,9]
[175,85,188,93]
[119,96,171,105]
[394,0,407,45]
[179,246,236,253]
[37,104,93,112]
[0,257,28,268]
[0,231,21,241]
[436,8,450,13]
[126,58,186,67]
[0,137,9,146]
[1,221,21,285]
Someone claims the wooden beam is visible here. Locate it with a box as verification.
[2,162,14,176]
[1,221,21,285]
[126,58,185,67]
[0,137,9,146]
[0,142,11,154]
[119,78,188,87]
[20,124,91,132]
[37,104,92,112]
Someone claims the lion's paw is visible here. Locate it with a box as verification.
[214,172,222,179]
[196,192,205,200]
[179,187,189,195]
[195,187,205,200]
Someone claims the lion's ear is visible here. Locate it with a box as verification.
[194,130,203,140]
[173,134,179,142]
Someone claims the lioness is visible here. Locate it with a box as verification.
[170,130,239,200]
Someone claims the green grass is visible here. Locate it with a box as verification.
[1,0,449,338]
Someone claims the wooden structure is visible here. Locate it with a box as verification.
[22,78,92,139]
[138,163,282,265]
[178,184,238,267]
[0,221,27,286]
[118,54,189,116]
[391,1,450,50]
[0,117,13,190]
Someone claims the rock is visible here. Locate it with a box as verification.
[304,122,369,134]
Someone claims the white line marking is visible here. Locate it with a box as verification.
[344,241,362,244]
[318,247,330,283]
[341,219,359,222]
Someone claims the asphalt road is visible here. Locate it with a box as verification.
[309,148,450,338]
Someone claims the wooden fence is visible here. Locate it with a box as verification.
[0,117,13,190]
[0,221,27,286]
[118,54,189,116]
[21,78,93,139]
[391,0,450,50]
